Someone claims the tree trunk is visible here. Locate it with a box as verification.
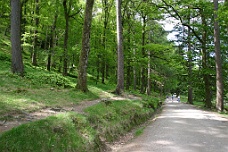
[96,45,100,84]
[202,43,212,108]
[101,0,108,84]
[114,0,124,95]
[47,13,58,71]
[32,0,39,66]
[76,0,95,92]
[140,16,146,94]
[62,0,72,76]
[133,49,137,90]
[21,0,29,37]
[187,12,193,104]
[213,0,224,112]
[11,0,24,76]
[126,14,131,90]
[147,50,151,95]
[201,11,212,108]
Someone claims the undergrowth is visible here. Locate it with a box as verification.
[0,54,162,151]
[0,59,114,117]
[0,99,158,152]
[84,100,154,142]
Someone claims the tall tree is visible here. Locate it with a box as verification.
[140,14,147,94]
[200,8,212,108]
[47,13,58,71]
[11,0,24,76]
[187,8,193,104]
[62,0,71,76]
[213,0,223,112]
[161,0,213,107]
[100,0,113,84]
[31,0,40,66]
[76,0,95,92]
[114,0,124,94]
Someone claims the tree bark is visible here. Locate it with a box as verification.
[126,12,131,90]
[114,0,124,95]
[76,0,95,92]
[213,0,224,112]
[201,11,212,108]
[146,50,151,95]
[32,0,39,66]
[187,11,193,104]
[62,0,72,76]
[140,16,146,94]
[133,48,137,90]
[47,13,58,71]
[101,0,108,84]
[11,0,24,76]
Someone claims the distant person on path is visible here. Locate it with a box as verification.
[177,96,180,102]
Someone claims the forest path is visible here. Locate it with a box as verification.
[0,94,140,133]
[113,99,228,152]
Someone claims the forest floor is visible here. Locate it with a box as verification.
[0,93,141,133]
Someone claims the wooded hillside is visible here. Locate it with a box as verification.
[1,0,228,112]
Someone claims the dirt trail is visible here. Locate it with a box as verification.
[113,98,228,152]
[0,94,141,133]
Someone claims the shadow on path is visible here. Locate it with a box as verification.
[114,102,228,152]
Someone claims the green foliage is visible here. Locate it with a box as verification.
[142,96,161,110]
[84,100,154,142]
[0,98,160,151]
[0,51,10,62]
[0,113,100,152]
[25,72,73,87]
[135,127,145,137]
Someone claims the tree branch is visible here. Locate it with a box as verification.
[160,0,203,44]
[69,7,82,18]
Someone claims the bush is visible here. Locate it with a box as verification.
[142,97,161,110]
[25,73,73,88]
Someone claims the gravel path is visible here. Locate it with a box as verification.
[116,99,228,152]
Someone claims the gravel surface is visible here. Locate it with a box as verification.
[115,99,228,152]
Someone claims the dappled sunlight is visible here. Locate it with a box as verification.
[154,140,173,145]
[0,94,42,114]
[89,86,115,98]
[117,102,228,152]
[159,103,228,122]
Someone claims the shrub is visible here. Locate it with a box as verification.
[142,97,161,110]
[0,51,10,62]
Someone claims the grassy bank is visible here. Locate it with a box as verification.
[0,53,162,151]
[180,95,228,114]
[0,99,158,151]
[0,113,100,152]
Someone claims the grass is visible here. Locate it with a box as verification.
[84,100,154,142]
[0,113,100,152]
[181,95,228,115]
[0,100,157,151]
[0,54,162,151]
[0,58,116,118]
[135,127,145,137]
